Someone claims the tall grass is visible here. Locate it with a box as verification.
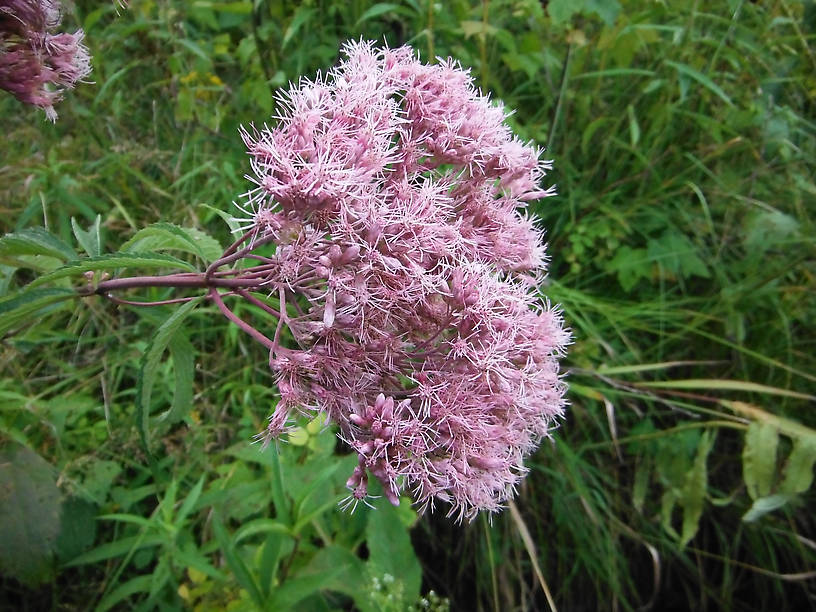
[1,1,814,610]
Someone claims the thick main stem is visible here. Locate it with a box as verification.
[83,273,266,296]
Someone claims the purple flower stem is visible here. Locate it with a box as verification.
[88,273,266,294]
[208,287,277,352]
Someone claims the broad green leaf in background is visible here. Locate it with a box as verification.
[366,500,422,602]
[0,443,62,585]
[606,246,650,291]
[56,497,98,564]
[548,0,621,26]
[647,231,710,281]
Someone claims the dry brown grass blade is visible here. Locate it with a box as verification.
[508,499,557,612]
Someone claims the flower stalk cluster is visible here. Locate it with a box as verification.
[0,0,90,120]
[88,41,569,521]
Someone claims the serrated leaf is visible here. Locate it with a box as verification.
[121,222,223,263]
[0,227,77,261]
[27,253,196,290]
[0,443,61,585]
[779,436,816,495]
[71,215,102,257]
[679,430,715,546]
[0,287,76,335]
[743,422,779,500]
[741,494,791,523]
[135,298,203,449]
[157,334,195,426]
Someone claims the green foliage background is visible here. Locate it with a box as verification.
[1,0,815,609]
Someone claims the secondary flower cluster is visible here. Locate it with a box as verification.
[238,41,569,520]
[0,0,90,120]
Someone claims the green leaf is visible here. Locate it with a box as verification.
[632,460,649,514]
[64,534,164,567]
[585,0,621,25]
[121,222,223,263]
[0,443,61,585]
[233,518,290,544]
[779,436,816,495]
[647,231,710,280]
[95,574,154,612]
[742,494,791,522]
[459,20,499,39]
[0,227,77,262]
[282,7,316,50]
[71,215,102,257]
[56,497,98,563]
[135,298,203,449]
[212,514,264,607]
[158,334,195,426]
[606,246,650,292]
[679,430,715,546]
[297,546,372,612]
[743,422,779,500]
[547,0,586,24]
[666,60,733,106]
[174,475,206,528]
[355,3,404,27]
[209,2,253,14]
[27,253,196,290]
[366,500,421,601]
[0,288,76,335]
[548,0,620,25]
[267,566,345,610]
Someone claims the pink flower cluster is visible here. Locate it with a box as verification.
[239,41,569,520]
[0,0,90,120]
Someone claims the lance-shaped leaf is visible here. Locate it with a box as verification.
[743,422,779,500]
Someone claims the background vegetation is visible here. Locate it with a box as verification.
[1,0,815,610]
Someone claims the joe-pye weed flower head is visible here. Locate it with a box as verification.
[238,41,570,521]
[0,0,91,120]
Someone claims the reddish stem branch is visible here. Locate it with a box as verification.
[208,288,277,352]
